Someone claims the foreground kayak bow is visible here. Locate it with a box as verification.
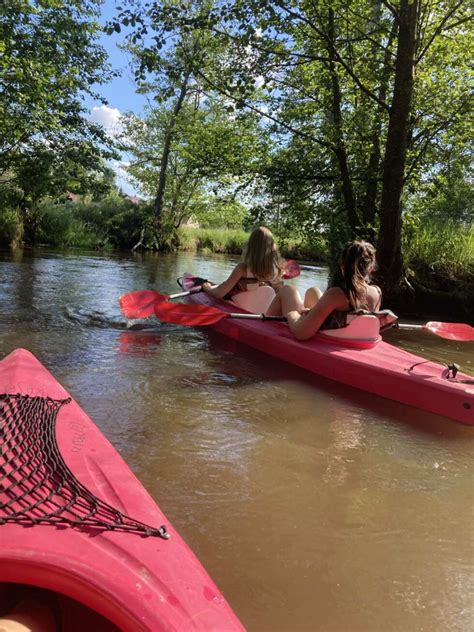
[0,348,244,631]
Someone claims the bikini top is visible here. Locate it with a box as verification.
[233,266,282,294]
[320,285,382,331]
[236,276,280,293]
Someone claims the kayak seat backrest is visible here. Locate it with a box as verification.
[231,285,276,314]
[320,314,380,342]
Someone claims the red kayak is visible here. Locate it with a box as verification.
[180,275,473,425]
[0,348,244,631]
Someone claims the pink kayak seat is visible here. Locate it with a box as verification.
[231,285,276,314]
[319,314,381,343]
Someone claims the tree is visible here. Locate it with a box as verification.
[120,98,266,240]
[191,0,471,300]
[0,0,116,238]
[111,0,270,248]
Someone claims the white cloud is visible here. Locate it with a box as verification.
[90,104,123,137]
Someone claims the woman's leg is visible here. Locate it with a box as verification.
[0,600,56,632]
[266,285,304,315]
[304,286,323,309]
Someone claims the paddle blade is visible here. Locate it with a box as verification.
[154,301,228,326]
[119,290,167,319]
[423,321,474,342]
[282,259,300,279]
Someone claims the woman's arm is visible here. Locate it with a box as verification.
[202,262,246,299]
[286,287,348,340]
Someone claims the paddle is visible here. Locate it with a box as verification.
[153,301,474,342]
[119,260,301,319]
[396,322,474,342]
[119,288,201,319]
[154,301,287,326]
[282,259,300,279]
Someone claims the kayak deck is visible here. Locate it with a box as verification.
[0,348,244,631]
[182,277,473,425]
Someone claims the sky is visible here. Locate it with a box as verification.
[85,0,147,195]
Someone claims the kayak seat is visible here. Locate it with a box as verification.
[319,314,380,342]
[231,285,276,314]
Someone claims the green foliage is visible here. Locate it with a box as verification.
[35,196,152,250]
[0,0,117,236]
[121,99,264,234]
[127,0,471,290]
[176,227,248,253]
[1,0,113,160]
[176,226,328,260]
[0,207,23,247]
[403,218,473,277]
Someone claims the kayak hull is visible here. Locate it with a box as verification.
[182,276,473,425]
[0,348,244,631]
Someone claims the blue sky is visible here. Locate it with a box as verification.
[85,0,147,195]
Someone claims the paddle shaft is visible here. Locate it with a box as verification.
[226,312,286,321]
[169,287,203,300]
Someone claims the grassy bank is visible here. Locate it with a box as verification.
[2,200,471,276]
[403,219,473,277]
[176,227,329,262]
[402,219,473,321]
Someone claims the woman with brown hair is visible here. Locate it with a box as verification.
[267,240,382,340]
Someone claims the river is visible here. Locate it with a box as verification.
[1,248,473,631]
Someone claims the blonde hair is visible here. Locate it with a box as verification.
[243,226,284,281]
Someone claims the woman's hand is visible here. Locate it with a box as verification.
[201,282,213,293]
[285,310,302,324]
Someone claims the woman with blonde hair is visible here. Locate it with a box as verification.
[202,226,285,312]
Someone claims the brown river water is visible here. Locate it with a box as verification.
[1,248,473,632]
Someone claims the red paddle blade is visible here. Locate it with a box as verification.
[154,301,228,326]
[423,321,474,342]
[119,290,167,319]
[282,259,300,279]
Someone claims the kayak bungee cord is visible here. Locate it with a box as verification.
[0,393,169,539]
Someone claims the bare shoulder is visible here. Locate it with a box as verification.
[322,286,349,308]
[368,284,382,309]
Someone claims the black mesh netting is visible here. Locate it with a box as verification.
[0,394,169,539]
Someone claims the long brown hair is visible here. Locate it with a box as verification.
[243,226,284,281]
[334,240,377,309]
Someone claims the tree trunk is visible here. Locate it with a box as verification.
[327,9,359,235]
[377,0,419,301]
[152,71,191,245]
[361,15,398,236]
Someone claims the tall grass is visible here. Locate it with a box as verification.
[176,227,329,261]
[176,227,249,254]
[403,219,473,277]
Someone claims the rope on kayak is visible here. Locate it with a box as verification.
[0,394,169,539]
[405,362,474,386]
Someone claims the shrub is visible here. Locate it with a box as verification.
[0,207,23,247]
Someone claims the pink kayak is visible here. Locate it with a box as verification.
[181,275,473,425]
[0,348,244,631]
